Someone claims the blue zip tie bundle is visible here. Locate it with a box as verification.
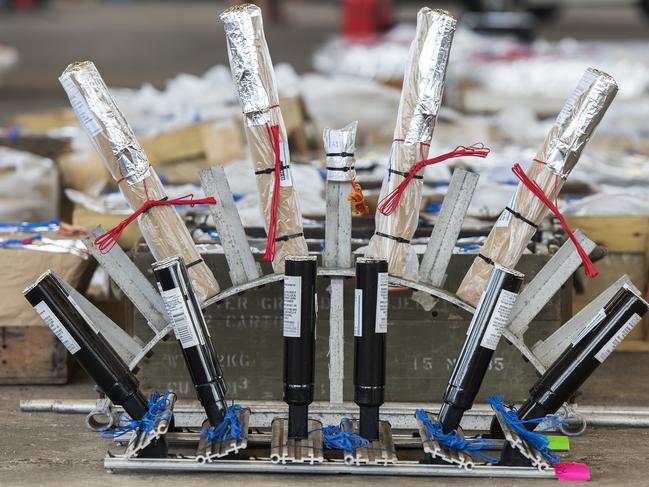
[315,419,370,451]
[202,404,246,443]
[415,409,499,464]
[0,235,42,248]
[487,395,564,464]
[0,220,60,234]
[100,390,173,438]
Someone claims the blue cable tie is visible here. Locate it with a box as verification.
[487,395,564,464]
[313,418,370,451]
[100,390,173,438]
[202,404,246,443]
[415,409,499,464]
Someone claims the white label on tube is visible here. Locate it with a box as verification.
[34,301,81,354]
[354,289,363,337]
[375,272,388,334]
[495,189,518,228]
[283,275,301,337]
[60,75,103,137]
[572,308,606,346]
[160,287,199,349]
[279,143,293,187]
[480,290,518,350]
[594,313,642,363]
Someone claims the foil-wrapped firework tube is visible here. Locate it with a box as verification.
[59,61,220,303]
[221,4,308,273]
[365,8,456,279]
[457,68,618,306]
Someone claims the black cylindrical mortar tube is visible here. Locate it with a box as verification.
[438,264,524,434]
[354,257,389,441]
[152,256,227,429]
[23,271,148,419]
[283,256,317,439]
[491,285,649,438]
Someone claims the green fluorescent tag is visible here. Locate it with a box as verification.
[547,435,570,451]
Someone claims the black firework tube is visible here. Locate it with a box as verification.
[152,256,227,429]
[491,285,649,438]
[283,256,318,439]
[354,257,389,440]
[438,264,524,434]
[23,271,148,420]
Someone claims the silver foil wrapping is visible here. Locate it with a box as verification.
[323,121,357,182]
[60,61,220,303]
[365,8,456,279]
[456,68,618,306]
[220,4,308,273]
[221,4,272,126]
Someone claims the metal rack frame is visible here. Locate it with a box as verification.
[24,164,635,477]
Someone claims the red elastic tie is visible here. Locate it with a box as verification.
[512,162,598,278]
[377,143,490,216]
[93,194,217,254]
[263,124,282,263]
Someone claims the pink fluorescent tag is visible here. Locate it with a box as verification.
[554,462,591,481]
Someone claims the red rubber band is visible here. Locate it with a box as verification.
[93,194,217,254]
[512,162,598,278]
[377,143,490,216]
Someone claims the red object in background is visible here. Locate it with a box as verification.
[342,0,394,39]
[14,0,36,8]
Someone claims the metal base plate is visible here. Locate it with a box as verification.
[195,409,250,463]
[415,411,481,469]
[103,456,555,478]
[492,406,549,471]
[124,393,176,458]
[343,420,397,466]
[270,418,324,464]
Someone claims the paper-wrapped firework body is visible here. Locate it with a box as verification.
[221,4,308,273]
[59,61,220,303]
[365,8,456,279]
[457,68,618,306]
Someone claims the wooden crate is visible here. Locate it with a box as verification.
[567,215,649,351]
[129,252,571,402]
[0,325,67,385]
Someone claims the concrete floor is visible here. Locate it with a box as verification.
[2,352,649,486]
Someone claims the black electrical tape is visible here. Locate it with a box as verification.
[375,232,410,244]
[389,168,423,180]
[275,232,304,242]
[186,258,204,269]
[254,164,290,175]
[478,253,495,266]
[325,166,354,172]
[504,206,538,229]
